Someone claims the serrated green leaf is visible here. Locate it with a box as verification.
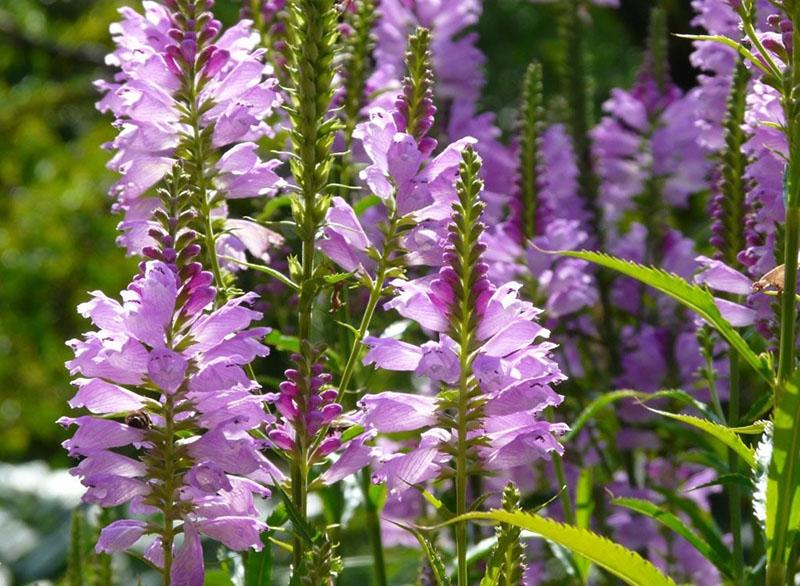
[645,407,757,469]
[564,389,717,443]
[555,250,773,385]
[689,473,753,493]
[612,497,733,577]
[444,510,676,586]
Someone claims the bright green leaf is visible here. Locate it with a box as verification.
[442,510,676,586]
[555,250,773,385]
[612,498,733,577]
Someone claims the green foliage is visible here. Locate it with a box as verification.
[612,497,734,577]
[557,249,774,384]
[413,531,451,586]
[765,374,800,581]
[480,483,526,586]
[564,388,719,442]
[447,510,677,586]
[645,407,760,469]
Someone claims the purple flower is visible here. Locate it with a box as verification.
[63,253,273,582]
[319,106,475,273]
[359,152,567,497]
[96,2,284,256]
[267,346,372,486]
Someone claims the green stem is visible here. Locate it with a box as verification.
[454,255,475,586]
[728,351,744,583]
[161,394,177,586]
[778,207,800,386]
[361,468,388,586]
[291,458,308,572]
[455,370,470,586]
[553,452,575,525]
[338,217,398,398]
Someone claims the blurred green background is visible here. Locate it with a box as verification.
[0,0,691,582]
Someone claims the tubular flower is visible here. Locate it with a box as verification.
[60,176,276,585]
[96,0,283,258]
[319,30,476,275]
[267,344,373,487]
[367,2,516,223]
[359,147,567,500]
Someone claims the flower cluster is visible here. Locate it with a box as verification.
[359,148,567,501]
[97,0,283,261]
[62,194,275,581]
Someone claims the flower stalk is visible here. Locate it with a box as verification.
[450,146,487,586]
[284,0,339,569]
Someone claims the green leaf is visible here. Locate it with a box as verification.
[274,483,318,546]
[645,408,757,469]
[387,521,450,586]
[340,424,365,443]
[574,469,594,582]
[766,375,800,574]
[612,498,733,577]
[442,510,676,586]
[354,194,381,214]
[265,330,301,353]
[245,531,274,586]
[673,34,776,78]
[564,389,717,443]
[554,250,773,385]
[689,472,753,493]
[218,256,299,290]
[261,194,294,220]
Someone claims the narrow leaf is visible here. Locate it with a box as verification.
[274,483,318,545]
[388,521,450,586]
[440,510,676,586]
[565,389,717,442]
[554,250,773,384]
[645,408,757,469]
[766,375,800,571]
[612,498,733,576]
[219,256,299,290]
[574,469,594,582]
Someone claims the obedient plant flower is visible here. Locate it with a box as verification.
[359,147,567,499]
[589,8,706,391]
[486,62,597,319]
[96,0,283,264]
[367,0,515,223]
[60,173,276,584]
[267,343,373,488]
[320,28,475,275]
